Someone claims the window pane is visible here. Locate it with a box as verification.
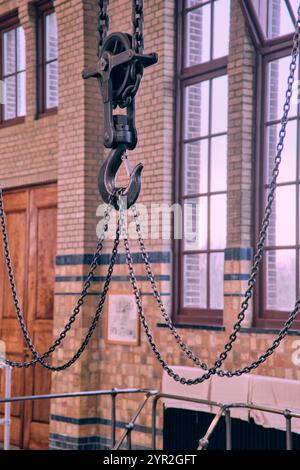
[186,4,211,66]
[266,121,297,184]
[289,0,299,17]
[186,0,205,7]
[210,252,224,309]
[46,61,58,109]
[184,139,208,195]
[213,0,230,59]
[268,57,298,121]
[267,0,294,39]
[3,29,16,76]
[210,135,227,192]
[184,197,208,251]
[17,72,26,117]
[4,76,16,120]
[211,75,228,134]
[17,26,26,72]
[251,0,267,35]
[210,194,227,249]
[46,13,58,62]
[250,0,295,39]
[266,249,296,311]
[267,185,296,247]
[183,254,207,308]
[184,81,209,139]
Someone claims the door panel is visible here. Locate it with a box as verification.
[0,185,57,449]
[0,191,28,447]
[24,186,57,450]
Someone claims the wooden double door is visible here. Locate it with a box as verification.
[0,185,57,449]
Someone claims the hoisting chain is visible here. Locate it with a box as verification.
[0,188,119,369]
[119,6,300,385]
[98,0,144,55]
[132,0,144,54]
[1,2,300,382]
[97,0,110,59]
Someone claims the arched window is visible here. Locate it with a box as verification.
[174,0,231,326]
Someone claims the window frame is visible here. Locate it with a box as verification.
[36,0,58,116]
[240,0,300,328]
[0,11,25,127]
[173,0,229,326]
[254,45,300,329]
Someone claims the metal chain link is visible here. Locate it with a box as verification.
[0,187,116,368]
[131,204,209,371]
[97,0,110,59]
[98,0,144,57]
[1,3,299,379]
[122,7,300,385]
[30,219,121,372]
[132,0,144,54]
[124,235,212,385]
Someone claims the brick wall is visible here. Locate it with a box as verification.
[0,0,58,189]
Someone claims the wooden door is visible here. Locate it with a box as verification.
[0,185,57,449]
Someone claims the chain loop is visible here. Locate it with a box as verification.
[1,4,300,380]
[98,0,110,58]
[0,187,116,368]
[30,219,121,372]
[121,7,300,384]
[132,0,144,54]
[98,0,144,57]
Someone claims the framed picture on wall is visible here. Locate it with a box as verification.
[106,291,140,346]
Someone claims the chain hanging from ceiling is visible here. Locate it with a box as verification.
[1,1,300,382]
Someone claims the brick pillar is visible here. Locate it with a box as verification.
[224,1,255,332]
[49,0,105,450]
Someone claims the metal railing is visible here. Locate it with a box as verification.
[0,387,157,450]
[0,364,11,450]
[1,389,300,450]
[152,393,300,451]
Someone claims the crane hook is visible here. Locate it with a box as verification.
[98,144,143,210]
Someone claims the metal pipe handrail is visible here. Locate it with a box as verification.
[2,388,299,451]
[0,364,11,451]
[152,393,300,451]
[197,407,226,450]
[0,387,155,404]
[0,387,157,451]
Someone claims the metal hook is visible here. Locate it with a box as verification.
[98,144,143,210]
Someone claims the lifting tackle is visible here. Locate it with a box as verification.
[82,4,158,209]
[1,0,300,388]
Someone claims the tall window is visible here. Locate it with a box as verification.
[37,1,58,114]
[175,0,230,326]
[241,0,300,328]
[0,14,26,124]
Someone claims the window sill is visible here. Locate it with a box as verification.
[241,327,300,336]
[0,116,25,129]
[157,322,225,332]
[36,107,58,120]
